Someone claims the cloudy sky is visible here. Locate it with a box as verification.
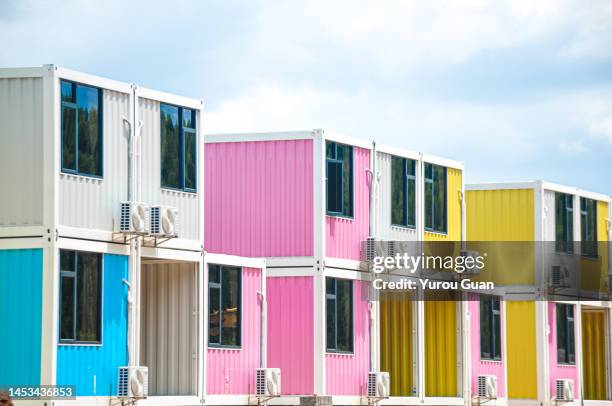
[1,0,611,194]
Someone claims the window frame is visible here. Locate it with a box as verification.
[555,193,574,254]
[58,250,103,345]
[580,197,598,258]
[207,264,242,349]
[325,141,354,218]
[424,163,448,233]
[479,295,502,361]
[60,80,104,178]
[160,103,198,193]
[556,303,576,365]
[391,156,417,228]
[325,277,354,354]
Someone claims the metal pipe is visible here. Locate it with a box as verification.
[258,262,268,369]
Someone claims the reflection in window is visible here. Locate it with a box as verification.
[160,103,197,191]
[61,80,102,177]
[208,264,241,347]
[556,303,575,364]
[424,163,447,233]
[480,296,501,360]
[391,156,416,227]
[555,193,574,253]
[326,277,353,352]
[326,141,353,217]
[580,197,597,257]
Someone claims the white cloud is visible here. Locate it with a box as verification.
[558,140,587,153]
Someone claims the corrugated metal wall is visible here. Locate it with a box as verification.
[326,279,370,396]
[267,276,314,395]
[543,190,557,241]
[424,167,462,242]
[56,254,128,396]
[205,140,314,257]
[380,293,414,396]
[547,302,578,398]
[139,98,201,242]
[326,146,370,260]
[506,301,537,399]
[207,267,262,395]
[375,152,419,242]
[59,89,129,232]
[424,300,458,397]
[0,78,44,227]
[468,294,506,398]
[0,248,42,386]
[582,310,607,400]
[140,261,198,396]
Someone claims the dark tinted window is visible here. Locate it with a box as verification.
[480,296,501,360]
[580,197,597,257]
[557,303,575,364]
[391,156,416,227]
[326,277,353,352]
[208,264,241,347]
[555,193,574,253]
[161,103,197,192]
[326,141,353,216]
[424,163,447,233]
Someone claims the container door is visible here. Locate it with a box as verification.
[506,301,537,399]
[582,309,608,400]
[425,300,458,397]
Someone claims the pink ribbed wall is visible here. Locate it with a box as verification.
[548,302,578,396]
[205,140,314,257]
[267,276,314,395]
[468,294,506,398]
[207,267,262,395]
[326,279,370,395]
[326,146,370,260]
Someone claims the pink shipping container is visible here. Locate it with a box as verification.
[205,130,373,403]
[547,302,579,399]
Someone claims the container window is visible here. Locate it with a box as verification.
[480,295,501,360]
[208,264,241,347]
[326,277,353,353]
[326,141,353,217]
[391,156,416,228]
[59,250,102,344]
[60,80,102,177]
[580,197,597,257]
[555,193,574,253]
[424,163,447,233]
[161,103,197,192]
[556,303,575,364]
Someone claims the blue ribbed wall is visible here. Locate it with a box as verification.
[56,253,128,396]
[0,248,43,386]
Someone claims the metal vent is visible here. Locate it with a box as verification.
[117,367,129,397]
[556,379,574,401]
[362,237,377,262]
[150,206,160,235]
[120,202,131,232]
[368,372,377,397]
[256,369,266,396]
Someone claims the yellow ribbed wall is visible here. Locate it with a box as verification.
[582,310,607,400]
[424,300,457,397]
[380,294,414,396]
[580,201,609,292]
[425,168,462,242]
[506,301,537,399]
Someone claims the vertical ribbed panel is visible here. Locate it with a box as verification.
[207,267,262,395]
[56,254,128,396]
[424,167,462,242]
[205,140,314,257]
[468,294,506,398]
[140,261,198,396]
[424,300,458,397]
[267,276,314,395]
[548,303,578,397]
[582,310,607,400]
[139,98,201,242]
[543,190,557,241]
[326,146,370,260]
[0,248,42,385]
[506,301,537,399]
[59,89,129,232]
[325,279,370,395]
[374,152,419,241]
[0,78,43,227]
[380,293,414,396]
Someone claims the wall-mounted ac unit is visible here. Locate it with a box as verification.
[150,205,179,237]
[551,265,571,288]
[555,379,574,401]
[119,201,149,234]
[256,368,281,397]
[460,250,482,275]
[117,366,148,398]
[477,375,497,399]
[367,371,390,398]
[362,237,387,262]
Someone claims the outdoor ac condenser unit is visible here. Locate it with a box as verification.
[117,366,148,398]
[150,205,179,237]
[477,375,498,399]
[555,379,574,401]
[367,371,390,398]
[256,368,281,396]
[119,201,149,234]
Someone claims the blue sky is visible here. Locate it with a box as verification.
[1,0,611,194]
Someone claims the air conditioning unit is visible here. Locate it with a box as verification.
[367,371,390,398]
[555,379,574,401]
[117,366,148,398]
[477,375,497,399]
[459,250,482,275]
[119,201,149,234]
[551,265,571,288]
[150,205,179,237]
[256,368,281,397]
